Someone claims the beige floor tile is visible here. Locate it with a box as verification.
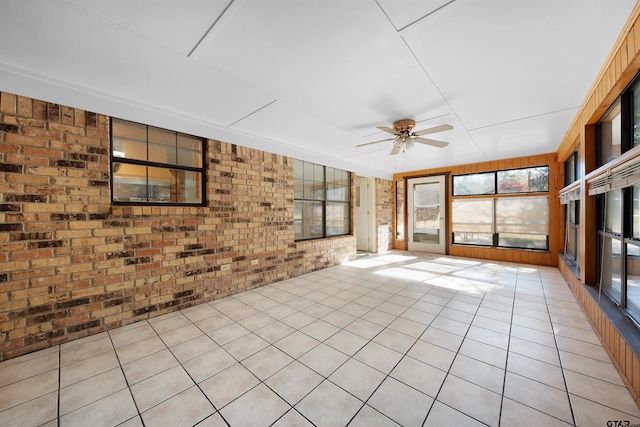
[504,372,573,424]
[200,362,260,409]
[298,343,349,377]
[466,325,509,350]
[130,365,194,412]
[60,389,137,427]
[122,348,178,385]
[373,328,416,353]
[109,323,156,348]
[272,409,314,426]
[439,307,475,324]
[0,349,58,387]
[419,326,464,352]
[348,405,400,427]
[424,401,486,427]
[242,345,294,380]
[197,412,229,427]
[387,316,428,337]
[295,380,362,427]
[570,393,640,427]
[345,318,385,340]
[60,350,119,387]
[193,313,235,334]
[300,319,340,342]
[360,308,397,326]
[450,354,505,394]
[60,367,127,415]
[555,335,610,363]
[0,390,57,427]
[264,304,298,320]
[220,383,289,427]
[560,350,625,386]
[182,346,236,383]
[280,311,316,329]
[115,335,166,365]
[507,352,565,390]
[60,334,113,366]
[266,360,323,405]
[149,313,192,334]
[207,322,250,346]
[254,320,296,343]
[501,397,573,427]
[430,316,471,336]
[329,358,385,401]
[390,355,447,398]
[564,370,640,417]
[236,312,276,331]
[170,334,219,363]
[157,323,203,347]
[408,339,457,371]
[222,332,270,361]
[437,374,502,426]
[141,385,214,426]
[508,335,560,366]
[354,341,403,373]
[274,331,320,359]
[510,324,556,348]
[368,377,433,426]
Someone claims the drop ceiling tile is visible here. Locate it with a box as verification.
[377,0,453,31]
[69,0,229,55]
[469,108,578,160]
[402,0,635,130]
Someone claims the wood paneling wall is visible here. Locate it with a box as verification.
[393,152,560,266]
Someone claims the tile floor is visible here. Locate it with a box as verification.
[2,252,640,426]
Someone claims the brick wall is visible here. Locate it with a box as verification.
[0,92,357,361]
[376,177,393,252]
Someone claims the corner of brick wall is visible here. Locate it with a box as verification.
[0,92,358,361]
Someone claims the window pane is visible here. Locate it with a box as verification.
[147,166,175,202]
[605,188,622,235]
[634,88,640,148]
[148,126,177,165]
[173,170,202,204]
[113,163,148,202]
[452,199,493,233]
[634,185,640,239]
[496,196,548,234]
[294,201,323,240]
[327,202,349,236]
[294,159,304,180]
[498,233,548,250]
[453,232,493,246]
[599,102,621,165]
[601,236,622,303]
[497,166,549,193]
[112,119,147,161]
[177,134,202,168]
[627,242,640,323]
[453,173,495,196]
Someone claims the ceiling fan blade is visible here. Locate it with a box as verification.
[412,124,453,136]
[356,137,395,147]
[389,139,403,155]
[376,126,401,135]
[413,136,449,148]
[404,138,415,150]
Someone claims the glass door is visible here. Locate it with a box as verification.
[407,175,446,253]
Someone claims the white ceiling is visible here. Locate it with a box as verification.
[0,0,635,179]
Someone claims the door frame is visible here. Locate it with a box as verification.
[405,174,449,254]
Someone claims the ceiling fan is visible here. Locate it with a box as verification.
[357,119,453,155]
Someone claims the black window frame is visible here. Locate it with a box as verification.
[294,159,351,241]
[110,118,206,206]
[451,166,551,251]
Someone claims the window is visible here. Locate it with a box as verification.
[594,75,640,326]
[451,166,550,250]
[395,181,404,240]
[294,159,350,240]
[111,118,205,205]
[561,147,580,276]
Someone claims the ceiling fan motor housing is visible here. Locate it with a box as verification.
[393,119,416,134]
